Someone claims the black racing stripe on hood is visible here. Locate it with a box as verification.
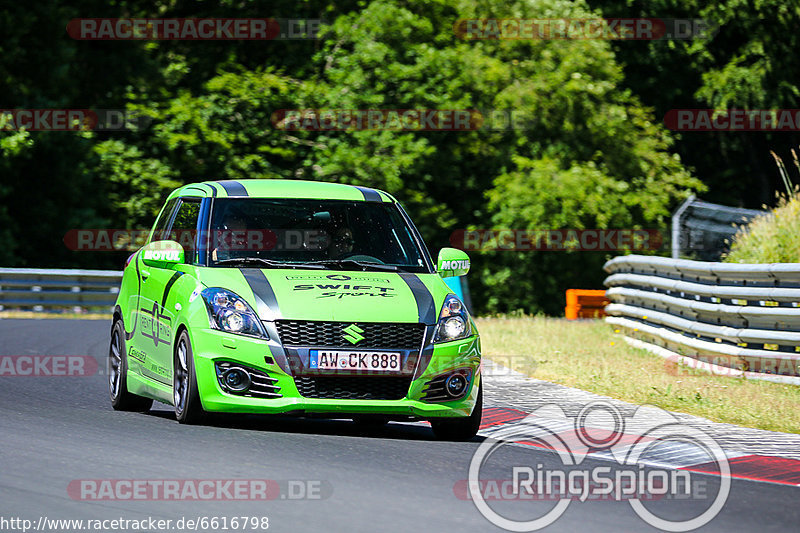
[399,273,437,325]
[160,271,184,313]
[354,186,382,202]
[216,180,249,197]
[240,268,281,319]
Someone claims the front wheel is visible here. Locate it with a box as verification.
[174,330,205,424]
[109,319,153,412]
[430,382,482,441]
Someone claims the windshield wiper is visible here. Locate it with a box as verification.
[214,257,328,269]
[305,259,404,272]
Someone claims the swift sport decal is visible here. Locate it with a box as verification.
[292,282,395,299]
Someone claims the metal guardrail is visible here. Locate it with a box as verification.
[0,268,122,312]
[671,195,764,261]
[603,255,800,383]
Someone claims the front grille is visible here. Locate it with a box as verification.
[275,321,425,349]
[294,376,412,400]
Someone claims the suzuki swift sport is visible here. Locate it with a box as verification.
[109,179,481,440]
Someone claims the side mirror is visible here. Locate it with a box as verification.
[437,247,470,278]
[141,240,185,268]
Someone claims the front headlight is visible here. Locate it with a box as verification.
[434,294,472,343]
[201,288,267,338]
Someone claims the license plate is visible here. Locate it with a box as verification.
[309,350,401,372]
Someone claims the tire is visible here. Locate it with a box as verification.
[173,329,205,424]
[109,319,153,412]
[430,381,482,441]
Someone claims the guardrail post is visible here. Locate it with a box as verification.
[671,194,695,259]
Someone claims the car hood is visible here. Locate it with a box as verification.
[196,267,447,324]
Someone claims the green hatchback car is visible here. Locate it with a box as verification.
[110,180,482,440]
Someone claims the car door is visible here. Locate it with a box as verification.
[136,197,201,387]
[127,198,178,378]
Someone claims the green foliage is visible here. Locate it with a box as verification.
[92,139,181,228]
[725,192,800,263]
[2,0,709,312]
[586,0,800,207]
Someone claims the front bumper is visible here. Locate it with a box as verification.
[189,327,481,419]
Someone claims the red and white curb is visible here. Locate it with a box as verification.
[477,405,800,486]
[475,358,800,486]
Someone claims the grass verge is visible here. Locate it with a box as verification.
[725,191,800,263]
[476,316,800,434]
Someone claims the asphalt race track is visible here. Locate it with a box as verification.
[1,319,798,532]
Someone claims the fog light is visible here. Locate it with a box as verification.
[445,373,468,397]
[222,368,251,392]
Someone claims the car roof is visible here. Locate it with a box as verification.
[167,179,396,203]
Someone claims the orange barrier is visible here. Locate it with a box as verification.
[565,289,609,320]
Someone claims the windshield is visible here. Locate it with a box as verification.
[205,198,430,273]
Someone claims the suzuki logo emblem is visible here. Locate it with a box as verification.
[342,324,365,345]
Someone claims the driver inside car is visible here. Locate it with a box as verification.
[212,210,249,261]
[329,227,355,259]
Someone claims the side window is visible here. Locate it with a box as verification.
[150,198,179,243]
[167,198,202,263]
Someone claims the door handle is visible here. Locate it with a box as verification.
[141,269,151,280]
